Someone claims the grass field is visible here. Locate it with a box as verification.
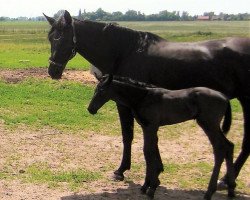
[0,21,249,199]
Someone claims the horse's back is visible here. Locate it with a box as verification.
[225,37,250,55]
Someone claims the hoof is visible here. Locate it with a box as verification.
[228,189,236,198]
[141,185,148,194]
[203,194,211,200]
[146,188,155,199]
[217,179,228,191]
[113,171,124,181]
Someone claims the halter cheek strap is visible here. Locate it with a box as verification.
[49,19,77,67]
[49,59,64,67]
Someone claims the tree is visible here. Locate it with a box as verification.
[124,10,138,21]
[181,11,190,21]
[95,8,107,20]
[112,11,124,21]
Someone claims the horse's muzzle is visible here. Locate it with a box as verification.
[48,64,63,79]
[87,107,97,115]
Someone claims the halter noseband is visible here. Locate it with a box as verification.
[49,20,77,67]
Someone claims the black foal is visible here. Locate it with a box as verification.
[88,75,235,200]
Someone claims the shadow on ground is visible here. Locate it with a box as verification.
[61,181,250,200]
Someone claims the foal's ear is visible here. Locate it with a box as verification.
[63,10,72,25]
[43,13,55,26]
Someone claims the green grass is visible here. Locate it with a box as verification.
[120,21,250,41]
[0,78,119,134]
[0,21,249,69]
[0,78,242,133]
[0,162,102,190]
[0,21,89,69]
[24,163,102,190]
[162,161,213,189]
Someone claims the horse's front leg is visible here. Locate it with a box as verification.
[114,104,134,181]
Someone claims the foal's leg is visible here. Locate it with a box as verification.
[197,118,228,200]
[204,133,225,200]
[142,125,161,199]
[114,104,134,181]
[141,144,163,195]
[219,97,250,188]
[223,137,236,197]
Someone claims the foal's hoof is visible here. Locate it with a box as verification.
[141,185,148,194]
[228,188,236,198]
[217,179,228,191]
[113,170,124,181]
[146,188,155,199]
[203,193,212,200]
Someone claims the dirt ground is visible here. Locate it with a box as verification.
[0,68,97,84]
[0,68,249,200]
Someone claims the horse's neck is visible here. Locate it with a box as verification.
[75,20,140,74]
[110,81,148,108]
[75,21,108,70]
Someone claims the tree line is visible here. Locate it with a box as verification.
[1,8,250,21]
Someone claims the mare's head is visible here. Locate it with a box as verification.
[88,75,113,115]
[44,10,76,79]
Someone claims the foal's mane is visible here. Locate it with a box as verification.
[113,76,157,89]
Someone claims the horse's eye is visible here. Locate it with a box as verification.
[54,35,62,41]
[53,32,63,41]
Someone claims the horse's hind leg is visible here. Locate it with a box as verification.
[114,104,134,181]
[233,97,250,177]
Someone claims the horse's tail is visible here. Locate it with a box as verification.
[221,101,232,135]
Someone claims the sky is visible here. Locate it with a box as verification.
[1,0,250,18]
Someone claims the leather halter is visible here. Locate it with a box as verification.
[49,20,77,67]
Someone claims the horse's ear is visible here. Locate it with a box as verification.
[63,10,72,25]
[43,13,55,26]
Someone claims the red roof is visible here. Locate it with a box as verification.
[197,16,210,20]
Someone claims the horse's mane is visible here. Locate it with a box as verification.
[75,18,164,44]
[113,76,157,89]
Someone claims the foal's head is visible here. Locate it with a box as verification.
[44,10,76,79]
[88,75,113,115]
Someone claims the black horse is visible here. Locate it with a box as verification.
[87,75,235,200]
[43,10,250,187]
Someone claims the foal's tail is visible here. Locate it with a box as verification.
[221,101,232,135]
